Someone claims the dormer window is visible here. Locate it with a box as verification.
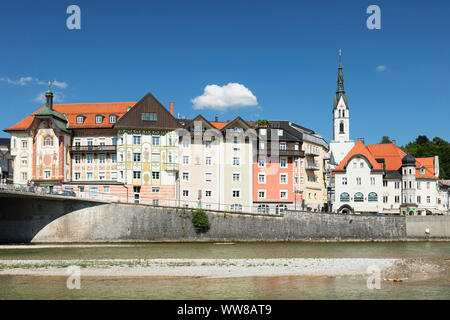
[95,115,103,124]
[76,116,84,124]
[420,166,425,175]
[43,135,53,146]
[109,115,117,123]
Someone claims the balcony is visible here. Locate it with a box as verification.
[258,149,304,157]
[305,150,320,157]
[305,162,320,170]
[70,145,117,153]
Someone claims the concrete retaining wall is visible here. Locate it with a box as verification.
[406,216,450,238]
[0,194,408,242]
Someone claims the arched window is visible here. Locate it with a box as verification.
[339,122,344,133]
[43,135,53,146]
[354,192,364,202]
[340,192,350,202]
[368,192,378,202]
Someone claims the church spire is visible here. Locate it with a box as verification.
[334,49,348,109]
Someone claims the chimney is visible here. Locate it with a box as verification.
[359,138,365,144]
[392,140,396,145]
[46,81,53,110]
[170,102,174,116]
[215,115,218,122]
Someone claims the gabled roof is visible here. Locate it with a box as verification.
[183,115,215,129]
[114,92,181,130]
[220,116,251,131]
[367,143,406,171]
[335,139,383,171]
[416,157,437,178]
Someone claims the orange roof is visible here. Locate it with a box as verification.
[5,102,136,131]
[335,141,437,179]
[335,139,383,171]
[210,121,228,130]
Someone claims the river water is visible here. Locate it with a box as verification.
[0,242,449,299]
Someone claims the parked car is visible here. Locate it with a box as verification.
[55,189,76,197]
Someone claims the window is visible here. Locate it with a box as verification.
[182,172,189,181]
[417,181,421,190]
[119,153,124,162]
[119,137,124,145]
[89,186,99,197]
[233,173,240,182]
[112,137,117,145]
[73,154,81,164]
[427,182,430,189]
[278,129,283,136]
[87,172,93,180]
[168,152,173,163]
[22,140,27,148]
[427,196,431,203]
[109,115,116,123]
[294,144,299,150]
[74,172,81,180]
[280,191,287,199]
[111,172,117,180]
[120,171,123,179]
[183,156,189,165]
[99,154,106,164]
[294,175,298,183]
[152,187,160,193]
[87,154,93,164]
[21,157,27,165]
[258,174,266,184]
[340,192,350,202]
[360,162,364,168]
[280,158,287,168]
[168,136,173,146]
[383,180,388,187]
[276,204,288,215]
[133,171,141,179]
[370,177,376,185]
[103,186,110,194]
[368,192,378,202]
[230,204,243,212]
[342,177,347,185]
[141,112,157,121]
[260,128,266,135]
[417,196,421,204]
[257,204,269,214]
[22,172,27,181]
[383,196,388,203]
[151,153,160,163]
[232,190,240,198]
[258,190,266,198]
[43,136,53,146]
[99,172,105,180]
[205,157,212,165]
[280,174,287,184]
[205,190,212,197]
[182,189,189,197]
[258,158,265,167]
[87,139,93,146]
[395,196,400,203]
[354,192,364,202]
[280,143,286,150]
[232,157,240,166]
[182,139,189,148]
[99,139,105,146]
[356,177,361,185]
[205,173,212,182]
[111,154,117,163]
[395,181,400,189]
[74,139,81,146]
[133,186,140,204]
[133,153,141,162]
[205,140,212,149]
[152,171,160,180]
[152,136,160,146]
[76,116,84,124]
[133,136,141,145]
[259,142,264,150]
[95,115,103,124]
[294,160,298,168]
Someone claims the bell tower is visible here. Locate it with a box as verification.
[333,49,350,142]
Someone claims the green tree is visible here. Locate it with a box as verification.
[380,136,392,144]
[191,209,210,233]
[402,136,450,179]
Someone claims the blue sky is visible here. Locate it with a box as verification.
[0,0,449,146]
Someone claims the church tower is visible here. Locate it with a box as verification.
[333,49,350,142]
[329,50,354,165]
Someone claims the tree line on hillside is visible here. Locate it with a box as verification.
[379,136,449,180]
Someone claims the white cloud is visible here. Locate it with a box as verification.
[191,83,259,110]
[376,65,387,72]
[0,76,68,88]
[35,92,65,104]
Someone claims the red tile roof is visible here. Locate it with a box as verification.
[335,139,383,171]
[5,102,136,131]
[335,141,438,179]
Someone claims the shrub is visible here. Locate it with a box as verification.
[255,119,271,127]
[191,209,210,233]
